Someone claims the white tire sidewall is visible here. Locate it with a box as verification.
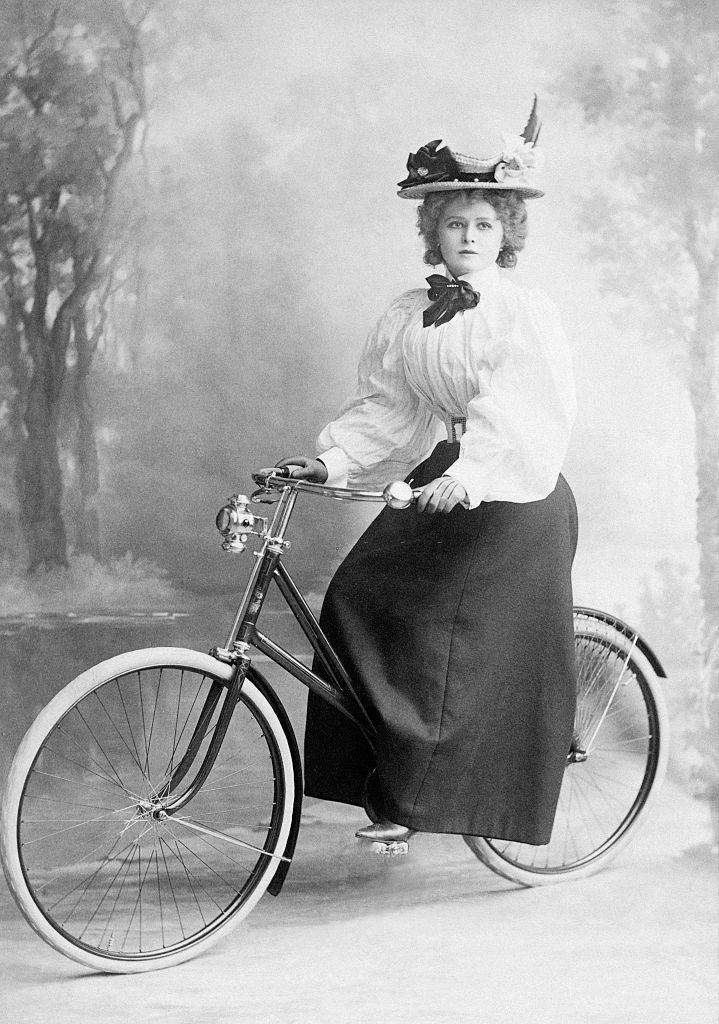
[1,648,295,973]
[466,619,669,886]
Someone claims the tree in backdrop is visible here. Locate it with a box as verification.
[556,0,718,798]
[0,0,149,569]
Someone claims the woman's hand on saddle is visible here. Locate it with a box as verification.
[416,475,469,514]
[275,455,329,484]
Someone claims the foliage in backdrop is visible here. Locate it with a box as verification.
[1,0,717,810]
[555,0,719,801]
[0,0,355,602]
[0,1,155,570]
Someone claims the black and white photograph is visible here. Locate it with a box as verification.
[0,1,717,1021]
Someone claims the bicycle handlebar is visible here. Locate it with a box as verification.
[216,470,420,554]
[251,468,421,509]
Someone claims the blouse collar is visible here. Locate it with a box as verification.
[452,262,501,294]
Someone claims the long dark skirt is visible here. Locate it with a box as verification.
[304,441,579,844]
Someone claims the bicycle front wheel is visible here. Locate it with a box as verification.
[464,614,668,885]
[1,648,295,973]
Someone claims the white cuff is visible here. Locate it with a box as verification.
[317,446,349,488]
[443,460,486,510]
[440,475,471,508]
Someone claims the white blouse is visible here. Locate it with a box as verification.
[316,262,576,509]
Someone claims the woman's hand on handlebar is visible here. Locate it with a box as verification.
[275,455,329,484]
[416,476,469,514]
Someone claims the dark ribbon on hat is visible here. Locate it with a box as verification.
[423,275,480,328]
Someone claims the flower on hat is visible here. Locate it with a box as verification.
[397,140,459,188]
[494,133,545,182]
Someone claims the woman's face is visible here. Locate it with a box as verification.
[436,196,504,277]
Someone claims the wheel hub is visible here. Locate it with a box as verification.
[136,798,168,821]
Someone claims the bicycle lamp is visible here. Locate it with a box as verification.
[382,480,414,509]
[215,494,264,553]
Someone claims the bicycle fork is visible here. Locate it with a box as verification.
[158,489,299,812]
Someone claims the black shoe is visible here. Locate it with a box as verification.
[355,819,416,842]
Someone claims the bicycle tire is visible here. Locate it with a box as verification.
[463,614,668,885]
[1,648,295,973]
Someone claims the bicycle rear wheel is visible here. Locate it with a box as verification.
[1,648,295,972]
[464,614,668,885]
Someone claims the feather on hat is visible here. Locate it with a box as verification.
[397,96,544,199]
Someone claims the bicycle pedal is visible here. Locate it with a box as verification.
[371,840,410,858]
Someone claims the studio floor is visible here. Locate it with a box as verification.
[1,773,716,1024]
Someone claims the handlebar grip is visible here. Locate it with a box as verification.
[382,480,415,509]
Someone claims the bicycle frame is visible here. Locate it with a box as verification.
[161,475,382,813]
[161,471,670,816]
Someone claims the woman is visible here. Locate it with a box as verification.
[278,99,578,847]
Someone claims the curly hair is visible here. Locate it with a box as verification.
[416,189,529,269]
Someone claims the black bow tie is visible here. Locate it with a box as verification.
[423,274,480,328]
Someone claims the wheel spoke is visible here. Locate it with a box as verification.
[21,804,136,845]
[23,776,127,810]
[198,759,269,791]
[76,704,135,795]
[476,627,663,878]
[161,675,209,782]
[115,678,146,780]
[92,687,150,787]
[48,829,135,918]
[47,729,136,799]
[157,834,209,931]
[166,669,186,780]
[8,662,290,965]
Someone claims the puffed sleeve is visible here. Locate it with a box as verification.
[445,290,576,508]
[316,293,442,487]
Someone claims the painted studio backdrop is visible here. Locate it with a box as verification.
[0,1,717,820]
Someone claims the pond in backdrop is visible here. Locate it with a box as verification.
[0,605,311,781]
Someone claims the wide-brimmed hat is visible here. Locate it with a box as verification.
[397,96,544,200]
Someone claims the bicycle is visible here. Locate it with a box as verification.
[0,469,669,973]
